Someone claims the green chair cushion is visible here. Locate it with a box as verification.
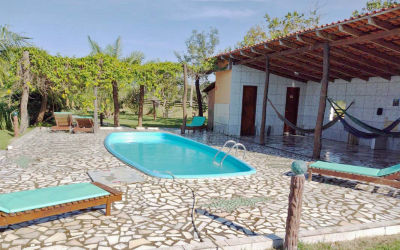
[0,183,109,214]
[310,161,380,177]
[377,164,400,177]
[186,116,206,127]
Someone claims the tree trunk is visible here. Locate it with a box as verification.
[259,57,270,145]
[112,80,120,127]
[36,92,48,124]
[195,75,203,117]
[93,86,99,133]
[152,101,156,120]
[19,51,30,134]
[284,174,305,250]
[313,43,330,159]
[138,85,145,127]
[181,64,188,134]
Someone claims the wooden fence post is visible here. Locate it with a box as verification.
[181,63,188,134]
[284,160,307,250]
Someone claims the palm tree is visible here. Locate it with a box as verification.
[0,25,30,86]
[87,36,144,126]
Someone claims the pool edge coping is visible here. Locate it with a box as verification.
[154,219,400,249]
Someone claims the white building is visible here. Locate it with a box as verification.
[210,6,400,152]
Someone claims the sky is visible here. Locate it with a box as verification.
[1,0,368,62]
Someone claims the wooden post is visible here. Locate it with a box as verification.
[100,113,104,126]
[284,161,307,250]
[13,112,19,137]
[93,86,99,134]
[152,100,157,121]
[138,85,145,127]
[106,199,111,216]
[181,63,188,134]
[312,43,330,159]
[259,56,270,145]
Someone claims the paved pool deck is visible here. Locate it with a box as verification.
[0,127,399,249]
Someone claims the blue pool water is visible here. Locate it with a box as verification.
[104,132,256,179]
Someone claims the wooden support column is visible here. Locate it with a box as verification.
[312,43,330,159]
[259,56,270,145]
[93,86,99,134]
[181,63,188,134]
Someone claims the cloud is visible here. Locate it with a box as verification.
[175,8,255,20]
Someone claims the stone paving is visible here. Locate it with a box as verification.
[0,127,399,249]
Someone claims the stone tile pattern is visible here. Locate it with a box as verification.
[0,128,399,249]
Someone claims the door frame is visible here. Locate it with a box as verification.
[283,87,300,135]
[240,85,258,136]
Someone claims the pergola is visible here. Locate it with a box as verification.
[215,5,400,159]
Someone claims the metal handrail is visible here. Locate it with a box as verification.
[213,140,237,164]
[219,142,247,167]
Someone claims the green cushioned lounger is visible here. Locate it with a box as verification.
[0,182,122,227]
[186,116,206,127]
[308,161,400,188]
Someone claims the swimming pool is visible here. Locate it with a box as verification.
[104,132,256,179]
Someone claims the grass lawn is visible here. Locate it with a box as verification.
[0,128,33,150]
[0,130,13,150]
[105,113,185,128]
[296,234,400,250]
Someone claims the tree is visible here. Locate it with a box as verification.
[0,25,30,86]
[237,24,267,48]
[87,36,142,126]
[237,8,320,47]
[352,0,398,16]
[175,28,219,117]
[152,62,182,118]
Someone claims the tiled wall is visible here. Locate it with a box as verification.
[302,76,400,150]
[214,65,400,151]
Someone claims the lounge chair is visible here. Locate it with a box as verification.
[0,182,122,227]
[185,116,206,133]
[73,116,94,133]
[51,112,72,132]
[308,161,400,188]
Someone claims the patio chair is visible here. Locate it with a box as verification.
[185,116,206,133]
[73,116,94,133]
[51,112,72,132]
[308,161,400,188]
[0,182,122,227]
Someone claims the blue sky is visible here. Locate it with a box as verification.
[1,0,368,62]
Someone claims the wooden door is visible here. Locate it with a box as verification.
[284,87,300,135]
[240,86,257,136]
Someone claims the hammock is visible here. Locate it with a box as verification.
[329,98,400,136]
[327,98,400,139]
[267,98,353,134]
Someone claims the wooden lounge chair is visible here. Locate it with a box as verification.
[308,161,400,188]
[185,116,206,133]
[73,116,94,133]
[0,182,122,227]
[51,112,72,132]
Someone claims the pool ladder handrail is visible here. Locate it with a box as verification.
[213,140,247,167]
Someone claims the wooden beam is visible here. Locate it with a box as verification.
[270,63,321,83]
[333,27,400,46]
[316,30,337,41]
[242,62,308,82]
[272,57,329,82]
[313,43,330,159]
[368,16,396,31]
[338,24,363,37]
[349,44,400,67]
[332,48,400,76]
[259,57,270,145]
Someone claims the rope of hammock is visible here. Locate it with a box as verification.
[327,98,400,139]
[329,98,400,136]
[267,98,353,134]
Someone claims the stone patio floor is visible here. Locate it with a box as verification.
[0,128,399,249]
